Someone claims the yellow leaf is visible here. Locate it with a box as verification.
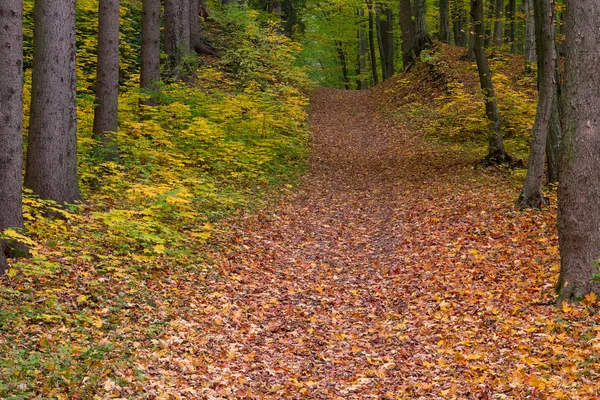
[153,244,165,254]
[582,292,598,307]
[91,318,103,328]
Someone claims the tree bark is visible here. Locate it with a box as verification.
[0,0,25,273]
[556,0,600,303]
[399,0,417,67]
[451,0,467,46]
[375,4,389,80]
[467,16,476,60]
[414,0,432,49]
[141,0,161,105]
[335,40,351,90]
[385,8,394,77]
[470,0,508,163]
[164,0,190,75]
[439,0,451,43]
[26,0,81,203]
[516,0,558,209]
[492,0,503,51]
[506,0,516,52]
[357,8,368,89]
[93,0,120,160]
[367,1,379,85]
[524,0,536,65]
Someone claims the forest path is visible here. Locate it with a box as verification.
[136,89,562,399]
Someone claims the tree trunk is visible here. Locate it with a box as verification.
[399,0,417,67]
[141,0,161,105]
[451,0,467,47]
[516,0,558,209]
[470,0,508,163]
[164,0,190,75]
[26,0,81,203]
[546,86,561,183]
[0,0,25,273]
[467,16,476,60]
[375,4,389,80]
[335,40,350,90]
[414,0,432,49]
[439,0,451,43]
[190,0,200,52]
[357,8,368,89]
[367,1,379,85]
[556,0,600,303]
[93,0,120,160]
[385,8,394,77]
[524,0,536,65]
[506,0,516,52]
[492,0,503,51]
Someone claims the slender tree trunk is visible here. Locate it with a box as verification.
[516,0,558,209]
[0,0,25,272]
[375,4,389,80]
[524,0,536,65]
[335,40,350,90]
[93,0,120,160]
[26,0,81,203]
[439,0,451,43]
[141,0,161,105]
[492,0,503,51]
[414,0,432,48]
[556,0,600,303]
[470,0,508,163]
[467,16,476,61]
[357,8,368,89]
[385,8,394,77]
[484,0,493,47]
[399,0,417,67]
[506,0,516,52]
[451,0,467,46]
[367,1,379,85]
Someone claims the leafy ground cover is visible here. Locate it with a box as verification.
[3,37,600,399]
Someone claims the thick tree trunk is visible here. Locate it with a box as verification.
[141,0,161,105]
[414,0,432,49]
[367,1,379,85]
[470,0,508,163]
[375,5,389,80]
[26,0,81,203]
[516,0,558,209]
[399,0,417,67]
[357,8,368,89]
[523,0,536,65]
[189,0,200,52]
[93,0,120,160]
[165,0,190,75]
[451,0,467,47]
[556,0,600,303]
[439,0,451,43]
[0,0,25,273]
[492,0,503,51]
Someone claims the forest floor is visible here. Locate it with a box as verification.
[120,88,600,399]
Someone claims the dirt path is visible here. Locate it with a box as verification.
[133,89,567,399]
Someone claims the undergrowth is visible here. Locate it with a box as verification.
[0,5,310,398]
